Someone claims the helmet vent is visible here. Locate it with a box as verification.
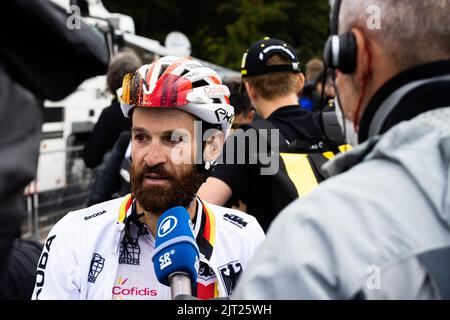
[158,65,169,79]
[192,80,209,88]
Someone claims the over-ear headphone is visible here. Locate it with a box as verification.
[323,0,357,74]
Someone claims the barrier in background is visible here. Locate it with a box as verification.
[21,146,101,241]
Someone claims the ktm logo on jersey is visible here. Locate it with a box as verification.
[223,213,248,228]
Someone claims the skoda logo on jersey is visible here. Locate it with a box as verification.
[157,216,178,237]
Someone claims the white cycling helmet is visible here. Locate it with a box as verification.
[120,56,234,138]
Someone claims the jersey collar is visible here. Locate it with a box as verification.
[117,195,217,261]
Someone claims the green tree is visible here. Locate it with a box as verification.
[287,0,331,63]
[199,0,296,70]
[103,0,330,70]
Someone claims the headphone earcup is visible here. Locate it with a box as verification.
[323,36,334,68]
[323,33,357,74]
[338,32,357,74]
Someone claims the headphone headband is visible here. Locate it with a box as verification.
[331,0,343,35]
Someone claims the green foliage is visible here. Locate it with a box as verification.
[103,0,330,70]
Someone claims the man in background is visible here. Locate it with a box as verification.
[299,58,324,111]
[82,51,142,169]
[199,37,324,231]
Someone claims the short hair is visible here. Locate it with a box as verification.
[305,58,324,81]
[223,76,252,115]
[107,51,142,97]
[334,0,450,71]
[244,54,301,100]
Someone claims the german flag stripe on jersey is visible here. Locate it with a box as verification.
[202,202,216,246]
[197,281,220,300]
[118,194,133,223]
[196,199,216,261]
[195,200,220,301]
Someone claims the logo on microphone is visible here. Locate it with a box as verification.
[157,216,178,238]
[159,250,175,270]
[194,255,199,273]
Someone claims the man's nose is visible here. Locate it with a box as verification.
[143,140,167,167]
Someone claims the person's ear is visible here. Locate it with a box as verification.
[246,109,255,123]
[203,129,224,162]
[351,28,372,85]
[296,72,306,94]
[244,81,258,101]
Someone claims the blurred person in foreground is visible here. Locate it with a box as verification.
[235,0,450,299]
[32,57,264,300]
[0,0,108,294]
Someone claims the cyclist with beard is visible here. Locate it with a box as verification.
[32,56,265,300]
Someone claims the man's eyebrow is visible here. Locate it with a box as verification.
[131,127,183,136]
[161,129,187,137]
[131,127,149,134]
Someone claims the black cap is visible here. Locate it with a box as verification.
[240,37,301,77]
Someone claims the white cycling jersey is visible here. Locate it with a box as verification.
[31,194,265,300]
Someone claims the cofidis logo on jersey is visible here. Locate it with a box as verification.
[112,277,158,299]
[157,216,178,238]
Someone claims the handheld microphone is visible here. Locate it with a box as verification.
[152,206,200,299]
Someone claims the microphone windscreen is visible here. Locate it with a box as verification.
[152,206,200,287]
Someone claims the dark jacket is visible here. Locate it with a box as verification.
[213,105,324,231]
